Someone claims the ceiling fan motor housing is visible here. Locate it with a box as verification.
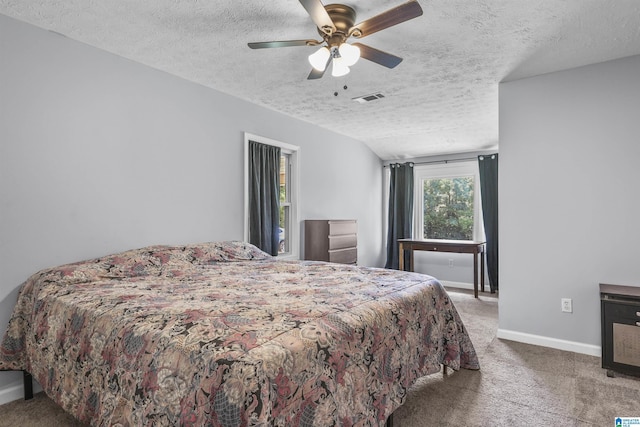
[318,4,358,44]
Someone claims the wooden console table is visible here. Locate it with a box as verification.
[398,239,486,298]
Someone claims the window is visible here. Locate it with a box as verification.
[414,161,482,241]
[423,176,474,240]
[278,152,291,254]
[244,133,299,258]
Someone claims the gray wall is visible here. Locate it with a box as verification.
[499,54,640,352]
[0,14,384,396]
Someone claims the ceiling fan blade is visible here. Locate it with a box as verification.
[352,43,403,68]
[351,0,423,38]
[248,40,321,49]
[307,67,326,80]
[307,56,332,80]
[299,0,336,35]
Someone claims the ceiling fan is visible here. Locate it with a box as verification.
[248,0,423,79]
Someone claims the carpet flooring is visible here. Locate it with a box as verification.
[1,288,638,426]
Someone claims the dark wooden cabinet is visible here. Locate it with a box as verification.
[600,283,640,377]
[304,220,357,264]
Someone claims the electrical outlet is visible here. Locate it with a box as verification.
[448,259,454,268]
[561,298,573,313]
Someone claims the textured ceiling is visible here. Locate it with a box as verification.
[2,0,640,160]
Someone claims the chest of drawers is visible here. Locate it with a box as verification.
[304,220,357,265]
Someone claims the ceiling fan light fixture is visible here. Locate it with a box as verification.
[338,42,360,66]
[331,56,350,77]
[308,46,331,71]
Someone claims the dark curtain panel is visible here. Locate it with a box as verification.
[248,141,281,256]
[385,162,414,270]
[478,154,498,292]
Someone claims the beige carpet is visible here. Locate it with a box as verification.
[1,288,639,426]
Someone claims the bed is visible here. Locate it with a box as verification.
[0,241,479,426]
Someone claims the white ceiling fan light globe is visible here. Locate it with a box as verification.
[331,56,350,77]
[339,43,360,66]
[308,47,330,71]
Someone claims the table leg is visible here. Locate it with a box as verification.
[480,249,485,293]
[473,252,478,298]
[409,248,414,272]
[23,371,33,400]
[398,243,404,271]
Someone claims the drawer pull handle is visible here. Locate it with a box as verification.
[637,311,640,317]
[637,322,640,327]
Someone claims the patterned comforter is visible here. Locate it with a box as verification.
[0,241,479,426]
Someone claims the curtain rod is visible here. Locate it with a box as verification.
[383,156,477,168]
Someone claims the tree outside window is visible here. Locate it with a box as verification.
[422,176,474,240]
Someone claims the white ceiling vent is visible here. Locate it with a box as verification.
[352,93,385,103]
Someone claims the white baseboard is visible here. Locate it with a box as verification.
[497,328,601,357]
[0,379,43,406]
[0,382,25,406]
[440,280,474,291]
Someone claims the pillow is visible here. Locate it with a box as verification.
[36,241,271,284]
[51,246,173,281]
[185,241,271,264]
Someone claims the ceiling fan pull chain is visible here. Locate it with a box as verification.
[332,79,349,97]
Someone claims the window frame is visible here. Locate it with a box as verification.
[243,132,300,259]
[413,161,483,242]
[279,151,292,254]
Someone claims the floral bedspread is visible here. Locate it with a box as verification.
[0,241,479,426]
